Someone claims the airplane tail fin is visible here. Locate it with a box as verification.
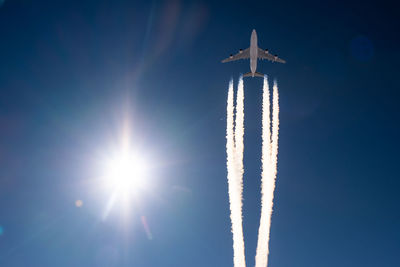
[243,71,264,78]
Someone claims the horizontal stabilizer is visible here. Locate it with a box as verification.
[243,72,264,78]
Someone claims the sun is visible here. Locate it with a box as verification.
[98,116,154,219]
[99,147,152,220]
[103,151,149,197]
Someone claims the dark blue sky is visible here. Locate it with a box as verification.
[0,0,399,266]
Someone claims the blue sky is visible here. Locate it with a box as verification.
[0,0,399,266]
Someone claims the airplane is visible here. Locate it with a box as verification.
[221,29,286,77]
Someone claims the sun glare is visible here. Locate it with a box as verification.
[104,151,149,196]
[98,117,154,219]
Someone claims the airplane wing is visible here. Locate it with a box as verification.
[257,48,286,63]
[221,48,250,63]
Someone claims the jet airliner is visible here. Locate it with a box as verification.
[222,29,286,77]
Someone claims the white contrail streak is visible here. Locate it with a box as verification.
[255,76,271,267]
[235,76,245,211]
[271,80,280,181]
[226,78,246,267]
[255,77,279,267]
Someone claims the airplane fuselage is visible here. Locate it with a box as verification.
[250,30,258,77]
[221,29,285,78]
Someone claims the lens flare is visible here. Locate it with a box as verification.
[75,200,83,208]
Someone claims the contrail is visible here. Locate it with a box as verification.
[255,77,279,267]
[226,76,279,267]
[235,76,245,212]
[271,80,280,182]
[226,78,246,267]
[255,76,271,267]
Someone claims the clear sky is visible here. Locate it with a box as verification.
[0,0,399,266]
